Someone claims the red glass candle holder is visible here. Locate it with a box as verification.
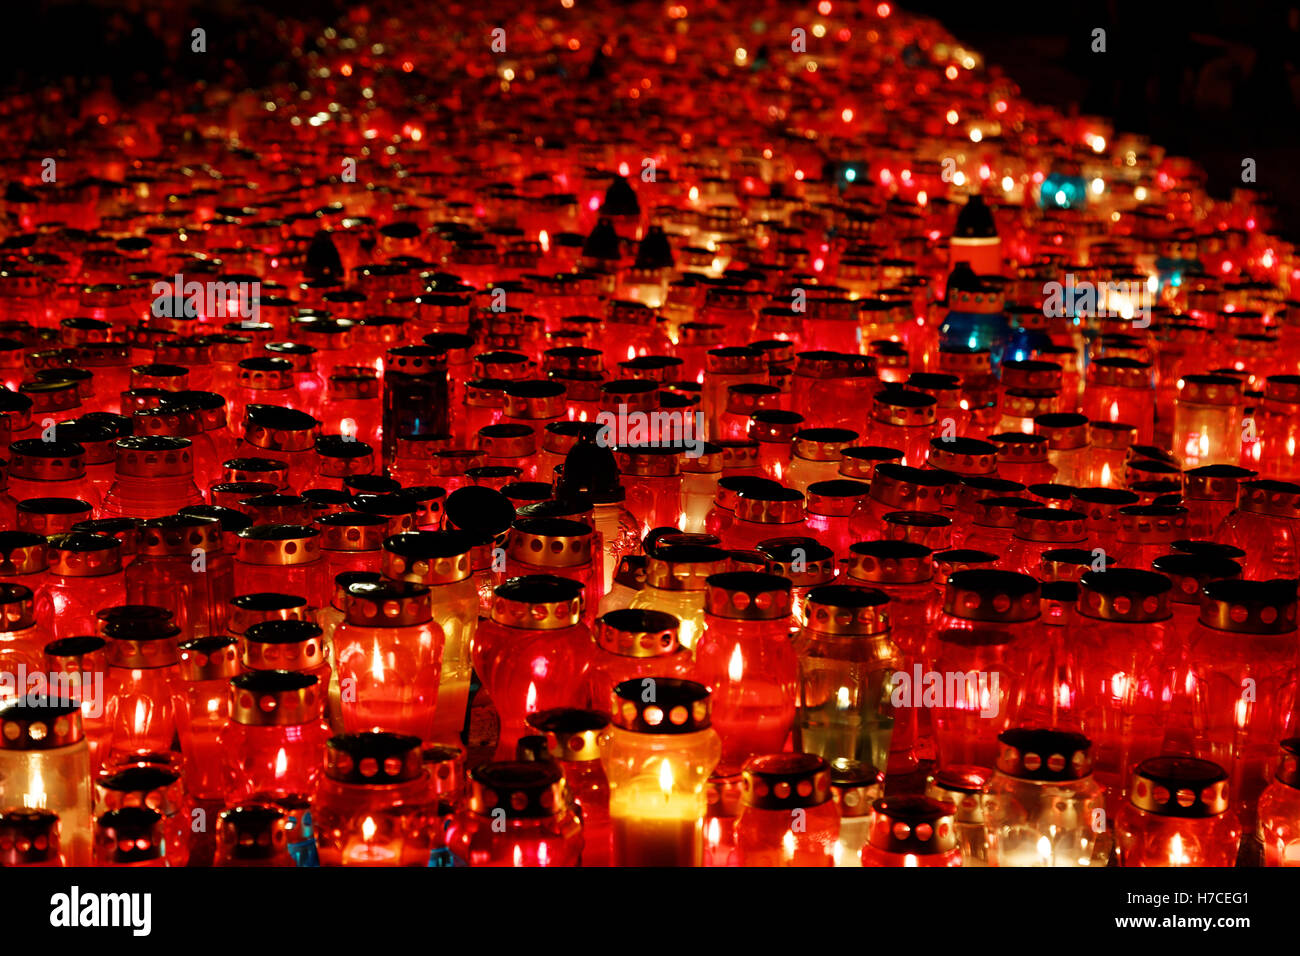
[861,795,962,867]
[474,575,593,757]
[1115,756,1241,866]
[526,707,612,866]
[735,753,838,866]
[172,635,240,801]
[219,670,331,804]
[452,760,583,867]
[1258,739,1300,866]
[693,571,797,775]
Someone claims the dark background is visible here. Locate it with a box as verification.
[7,0,1300,230]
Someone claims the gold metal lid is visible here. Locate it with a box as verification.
[0,697,84,749]
[526,708,610,762]
[230,670,321,726]
[1237,478,1300,518]
[1013,507,1087,543]
[867,795,958,855]
[868,463,950,512]
[468,761,569,819]
[138,514,221,557]
[228,592,311,635]
[46,532,122,577]
[490,574,585,629]
[802,584,890,635]
[506,516,594,568]
[382,530,477,585]
[596,608,680,657]
[1177,373,1241,406]
[235,524,322,566]
[734,485,804,524]
[1033,412,1089,450]
[1197,578,1297,634]
[242,619,327,671]
[343,579,433,627]
[942,569,1040,622]
[1151,553,1242,605]
[928,437,998,476]
[177,635,241,682]
[847,540,934,585]
[995,728,1092,781]
[872,388,937,427]
[7,438,85,481]
[0,808,60,865]
[829,758,884,819]
[740,753,832,810]
[644,543,730,590]
[1128,755,1229,817]
[703,570,792,620]
[838,445,904,480]
[242,404,319,453]
[314,511,388,552]
[610,677,712,733]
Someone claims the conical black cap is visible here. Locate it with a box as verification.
[954,194,997,239]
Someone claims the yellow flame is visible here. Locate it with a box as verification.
[782,829,796,860]
[361,816,377,841]
[133,698,148,730]
[526,681,538,713]
[1108,400,1120,422]
[24,763,45,808]
[371,641,385,681]
[1037,835,1052,864]
[659,758,674,798]
[1100,461,1111,486]
[539,230,550,252]
[836,686,852,708]
[1169,833,1189,865]
[275,748,288,778]
[728,645,744,682]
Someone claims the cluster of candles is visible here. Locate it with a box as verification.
[1,0,1299,867]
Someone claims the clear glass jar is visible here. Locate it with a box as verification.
[1115,756,1241,866]
[693,571,797,775]
[1258,739,1300,866]
[526,707,611,866]
[599,677,722,867]
[1083,357,1155,444]
[984,729,1107,867]
[629,543,728,651]
[314,732,433,866]
[334,579,444,742]
[794,584,899,772]
[735,753,839,866]
[381,344,450,473]
[828,758,883,868]
[452,760,582,867]
[1252,375,1300,478]
[0,582,48,677]
[1216,479,1300,579]
[382,530,480,745]
[860,795,962,867]
[0,697,93,866]
[219,670,331,803]
[679,444,723,533]
[1173,373,1243,469]
[1184,579,1298,831]
[927,765,991,867]
[473,575,592,758]
[747,410,804,482]
[43,634,111,772]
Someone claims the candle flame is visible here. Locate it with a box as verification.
[371,641,385,681]
[539,229,550,252]
[658,758,674,798]
[361,816,377,841]
[1037,835,1052,864]
[526,681,539,713]
[727,645,744,682]
[133,697,148,731]
[1169,833,1189,865]
[706,816,720,847]
[1100,461,1111,486]
[627,345,637,361]
[23,763,45,808]
[782,829,796,861]
[1108,400,1119,423]
[836,686,851,708]
[274,747,288,778]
